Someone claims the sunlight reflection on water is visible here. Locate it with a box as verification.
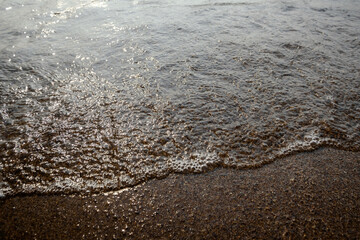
[0,0,359,197]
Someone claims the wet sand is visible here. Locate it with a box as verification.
[1,148,359,239]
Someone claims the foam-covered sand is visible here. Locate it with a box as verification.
[1,148,359,239]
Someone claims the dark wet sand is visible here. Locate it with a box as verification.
[1,148,359,239]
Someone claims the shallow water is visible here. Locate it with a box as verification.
[0,0,359,197]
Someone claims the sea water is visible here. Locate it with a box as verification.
[0,0,359,197]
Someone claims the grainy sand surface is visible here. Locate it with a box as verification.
[1,148,359,239]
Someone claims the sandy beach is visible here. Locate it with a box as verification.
[1,147,359,239]
[1,1,360,239]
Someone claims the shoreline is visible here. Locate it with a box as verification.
[1,147,359,239]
